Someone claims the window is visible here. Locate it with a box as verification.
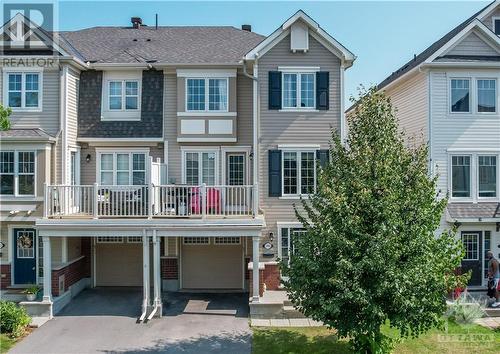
[451,155,471,198]
[478,156,497,198]
[462,233,479,260]
[280,227,305,266]
[127,236,143,243]
[97,236,123,243]
[184,151,217,185]
[0,151,35,196]
[214,237,240,245]
[494,18,500,35]
[183,237,210,245]
[108,80,139,111]
[283,151,316,196]
[16,230,35,258]
[98,152,146,185]
[6,72,40,109]
[451,79,470,113]
[186,78,228,112]
[477,79,496,113]
[227,154,245,186]
[282,73,315,109]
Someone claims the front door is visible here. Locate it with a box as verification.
[13,228,37,284]
[461,231,483,286]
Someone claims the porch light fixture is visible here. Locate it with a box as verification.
[86,154,91,163]
[269,232,274,242]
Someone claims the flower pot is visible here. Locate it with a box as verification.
[26,293,37,301]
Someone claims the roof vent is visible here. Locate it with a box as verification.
[131,17,143,29]
[241,24,252,32]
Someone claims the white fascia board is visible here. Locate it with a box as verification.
[176,69,237,78]
[425,19,500,63]
[77,137,164,142]
[476,1,500,22]
[421,62,500,69]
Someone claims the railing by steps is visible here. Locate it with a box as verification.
[44,183,256,219]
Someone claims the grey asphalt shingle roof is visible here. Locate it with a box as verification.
[59,26,265,64]
[0,128,55,140]
[447,203,500,219]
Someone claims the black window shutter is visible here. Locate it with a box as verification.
[268,71,282,110]
[268,150,282,197]
[316,71,329,110]
[316,149,330,168]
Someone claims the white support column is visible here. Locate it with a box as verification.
[42,236,53,316]
[252,236,260,303]
[142,230,150,315]
[61,237,68,263]
[153,230,162,317]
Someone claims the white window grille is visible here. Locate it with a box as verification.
[183,237,210,245]
[96,236,124,243]
[214,237,241,245]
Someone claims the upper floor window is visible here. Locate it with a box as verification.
[108,80,139,111]
[478,155,497,198]
[186,78,228,112]
[477,79,497,113]
[0,151,35,196]
[494,18,500,35]
[183,151,217,185]
[98,152,146,185]
[451,155,471,198]
[282,72,315,109]
[6,72,40,110]
[282,150,316,196]
[450,79,470,113]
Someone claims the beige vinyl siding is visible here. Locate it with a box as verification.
[164,72,254,185]
[446,32,499,56]
[79,146,164,185]
[482,8,500,32]
[64,68,80,184]
[384,71,428,144]
[67,237,82,261]
[430,69,500,199]
[258,34,341,260]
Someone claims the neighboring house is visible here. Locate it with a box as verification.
[0,11,355,317]
[352,0,500,288]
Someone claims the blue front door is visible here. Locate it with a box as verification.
[13,228,36,284]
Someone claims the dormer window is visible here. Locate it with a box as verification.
[494,17,500,35]
[108,81,139,110]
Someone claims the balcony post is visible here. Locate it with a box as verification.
[93,182,98,219]
[43,182,48,218]
[148,184,153,219]
[253,184,258,217]
[142,229,150,316]
[201,183,207,219]
[42,236,53,318]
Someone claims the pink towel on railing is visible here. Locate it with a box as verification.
[190,187,221,214]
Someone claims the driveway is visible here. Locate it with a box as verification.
[10,288,251,354]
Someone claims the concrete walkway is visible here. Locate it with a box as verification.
[10,288,251,354]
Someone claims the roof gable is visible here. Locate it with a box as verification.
[445,31,500,57]
[244,10,355,66]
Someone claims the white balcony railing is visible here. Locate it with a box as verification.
[44,183,256,219]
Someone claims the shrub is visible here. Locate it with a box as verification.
[0,301,31,337]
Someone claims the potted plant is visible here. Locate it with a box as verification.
[23,284,40,301]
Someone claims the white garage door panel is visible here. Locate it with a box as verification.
[182,243,243,289]
[96,243,142,286]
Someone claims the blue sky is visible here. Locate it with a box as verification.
[57,1,489,104]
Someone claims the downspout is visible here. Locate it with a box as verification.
[243,57,259,216]
[340,62,346,143]
[59,65,68,184]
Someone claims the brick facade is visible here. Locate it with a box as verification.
[161,258,178,280]
[249,262,281,297]
[0,264,11,289]
[51,256,87,297]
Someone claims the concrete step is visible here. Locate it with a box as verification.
[282,305,307,319]
[484,307,500,317]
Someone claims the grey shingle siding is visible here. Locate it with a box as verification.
[78,69,163,138]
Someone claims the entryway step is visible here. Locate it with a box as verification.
[283,305,307,318]
[484,307,500,317]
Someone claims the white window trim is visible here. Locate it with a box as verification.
[281,71,317,111]
[476,78,497,115]
[214,236,241,245]
[221,146,251,186]
[462,232,480,261]
[183,237,210,245]
[281,149,317,198]
[96,236,124,243]
[493,16,500,35]
[181,148,220,185]
[185,77,229,113]
[448,152,500,203]
[95,148,150,186]
[68,147,81,186]
[277,223,305,269]
[449,77,472,114]
[2,70,43,112]
[101,71,142,121]
[0,150,37,197]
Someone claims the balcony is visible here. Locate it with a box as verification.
[44,184,256,219]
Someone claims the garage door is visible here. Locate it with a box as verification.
[95,237,143,286]
[181,237,243,290]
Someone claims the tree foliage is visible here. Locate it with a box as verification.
[0,104,12,131]
[281,87,468,353]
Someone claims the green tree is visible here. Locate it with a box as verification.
[282,87,468,353]
[0,104,12,131]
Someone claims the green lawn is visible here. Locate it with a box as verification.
[252,321,500,354]
[0,333,17,354]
